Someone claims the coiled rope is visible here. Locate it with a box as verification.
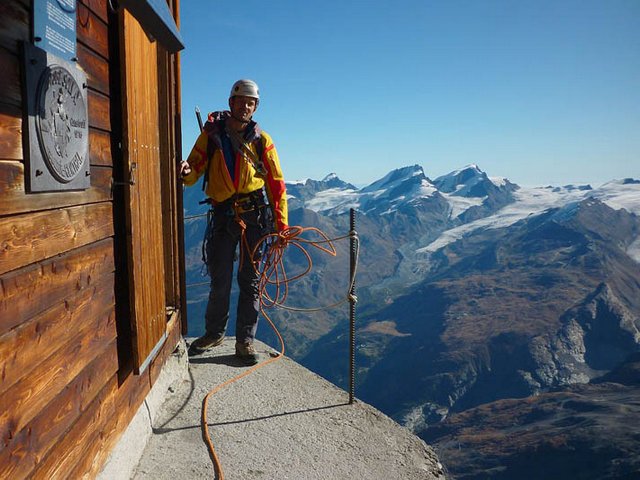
[200,225,359,479]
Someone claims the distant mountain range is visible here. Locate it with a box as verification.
[183,165,640,479]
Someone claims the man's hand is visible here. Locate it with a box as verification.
[275,225,299,248]
[179,161,192,177]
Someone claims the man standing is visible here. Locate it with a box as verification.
[180,79,288,365]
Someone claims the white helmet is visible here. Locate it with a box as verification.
[229,79,260,101]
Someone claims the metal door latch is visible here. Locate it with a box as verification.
[111,162,137,187]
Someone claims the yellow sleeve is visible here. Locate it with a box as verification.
[261,133,288,230]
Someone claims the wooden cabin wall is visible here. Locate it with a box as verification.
[0,1,183,478]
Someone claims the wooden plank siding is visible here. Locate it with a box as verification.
[74,313,183,480]
[0,0,29,54]
[77,0,110,59]
[0,45,22,109]
[78,43,111,95]
[0,339,118,479]
[0,106,22,160]
[0,277,115,394]
[0,0,185,477]
[0,202,115,275]
[0,161,113,216]
[89,128,113,166]
[0,301,116,453]
[33,377,119,480]
[88,89,112,132]
[0,238,115,334]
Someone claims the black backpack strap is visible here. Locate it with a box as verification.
[201,121,223,192]
[202,154,210,192]
[253,134,265,173]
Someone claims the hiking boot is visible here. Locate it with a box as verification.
[189,333,225,354]
[235,341,259,366]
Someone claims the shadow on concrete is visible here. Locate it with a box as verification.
[151,402,350,435]
[150,367,197,434]
[188,354,252,368]
[209,401,352,427]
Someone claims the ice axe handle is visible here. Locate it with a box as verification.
[195,106,203,133]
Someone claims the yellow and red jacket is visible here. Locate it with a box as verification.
[183,112,288,231]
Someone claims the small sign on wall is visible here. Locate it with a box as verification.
[33,0,77,62]
[23,43,90,192]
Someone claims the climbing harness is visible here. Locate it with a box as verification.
[200,188,273,272]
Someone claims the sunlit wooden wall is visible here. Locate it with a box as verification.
[0,0,184,477]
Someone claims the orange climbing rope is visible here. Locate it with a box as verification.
[199,224,359,479]
[200,308,285,480]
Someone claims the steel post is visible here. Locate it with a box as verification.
[349,208,357,404]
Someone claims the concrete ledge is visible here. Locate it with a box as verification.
[133,338,446,479]
[97,338,189,480]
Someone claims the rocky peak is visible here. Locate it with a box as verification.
[433,164,485,193]
[434,164,518,199]
[361,165,429,194]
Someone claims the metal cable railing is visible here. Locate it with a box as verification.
[184,212,208,221]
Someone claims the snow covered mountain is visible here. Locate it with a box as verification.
[286,166,640,262]
[287,165,441,215]
[288,163,519,218]
[420,178,640,262]
[286,173,358,212]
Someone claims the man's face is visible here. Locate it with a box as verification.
[229,95,257,123]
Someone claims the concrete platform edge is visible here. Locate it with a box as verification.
[97,337,189,480]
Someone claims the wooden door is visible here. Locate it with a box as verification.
[120,10,167,373]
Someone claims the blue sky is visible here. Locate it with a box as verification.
[179,0,640,187]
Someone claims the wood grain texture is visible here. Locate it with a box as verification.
[79,0,108,25]
[0,106,22,161]
[0,276,115,394]
[86,314,182,477]
[0,2,186,478]
[18,291,181,480]
[0,202,114,275]
[77,43,110,95]
[32,376,118,480]
[77,1,109,59]
[158,47,182,308]
[0,302,116,450]
[88,89,111,132]
[89,128,113,166]
[0,237,114,334]
[0,161,113,217]
[77,363,152,479]
[0,341,117,480]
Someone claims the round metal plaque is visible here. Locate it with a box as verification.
[36,64,88,183]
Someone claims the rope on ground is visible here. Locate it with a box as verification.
[200,225,359,479]
[201,308,284,480]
